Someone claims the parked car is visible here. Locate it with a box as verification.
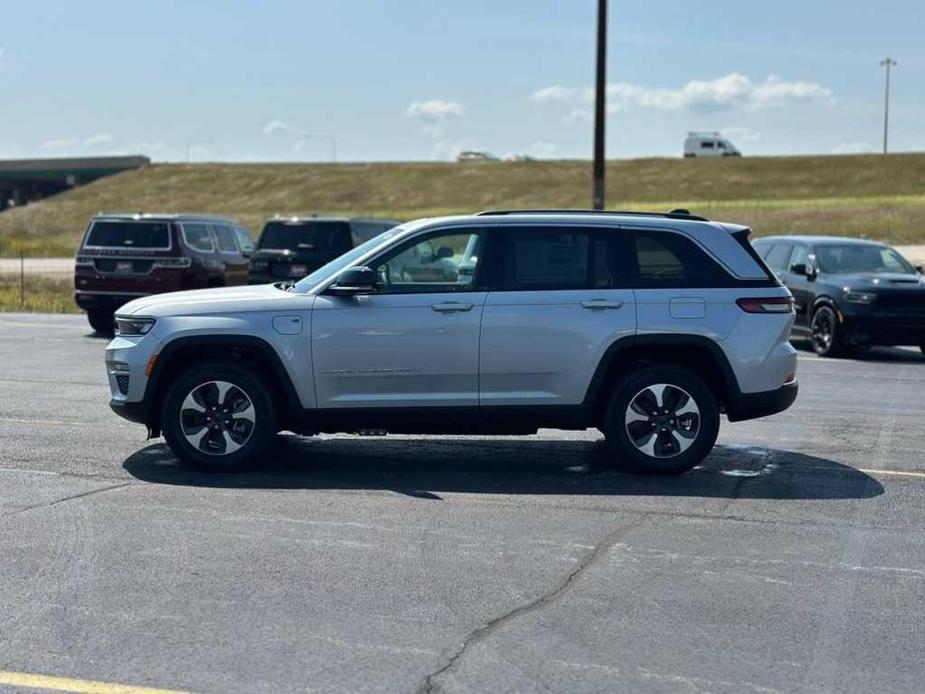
[75,213,254,333]
[753,235,925,357]
[683,132,742,158]
[106,209,798,474]
[248,216,399,284]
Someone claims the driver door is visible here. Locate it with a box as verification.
[311,228,488,409]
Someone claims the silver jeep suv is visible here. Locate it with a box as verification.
[106,210,798,474]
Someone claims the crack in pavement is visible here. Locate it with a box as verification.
[416,517,647,694]
[3,482,133,517]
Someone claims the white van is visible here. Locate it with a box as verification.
[684,132,742,158]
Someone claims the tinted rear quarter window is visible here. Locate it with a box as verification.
[85,221,170,249]
[626,231,732,287]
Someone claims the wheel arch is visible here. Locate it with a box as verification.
[143,334,300,436]
[584,335,741,423]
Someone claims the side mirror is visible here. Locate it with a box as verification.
[328,266,378,295]
[436,246,454,260]
[916,264,924,274]
[790,263,816,280]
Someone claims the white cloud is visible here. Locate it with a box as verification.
[833,141,874,155]
[534,73,834,121]
[720,126,763,145]
[40,138,80,151]
[406,100,464,122]
[84,133,113,147]
[263,119,288,135]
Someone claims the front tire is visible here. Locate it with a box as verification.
[161,362,276,472]
[87,310,113,335]
[601,366,720,475]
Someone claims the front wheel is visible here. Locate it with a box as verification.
[601,366,720,475]
[87,310,113,335]
[161,362,276,472]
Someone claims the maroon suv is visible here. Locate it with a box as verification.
[74,213,255,333]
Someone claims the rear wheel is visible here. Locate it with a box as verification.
[87,310,113,335]
[601,366,720,475]
[161,362,276,472]
[810,306,845,357]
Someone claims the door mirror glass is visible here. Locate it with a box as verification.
[790,263,807,276]
[329,266,378,295]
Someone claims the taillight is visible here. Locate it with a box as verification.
[736,297,794,314]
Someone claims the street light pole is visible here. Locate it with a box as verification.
[592,0,607,210]
[880,57,897,155]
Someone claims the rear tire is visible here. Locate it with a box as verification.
[810,306,845,357]
[87,310,113,335]
[601,366,720,475]
[161,362,276,472]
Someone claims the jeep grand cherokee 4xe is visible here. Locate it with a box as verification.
[106,210,798,474]
[75,213,255,333]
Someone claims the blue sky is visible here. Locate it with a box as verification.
[0,0,921,162]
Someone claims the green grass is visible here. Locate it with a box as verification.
[0,276,77,313]
[2,153,925,257]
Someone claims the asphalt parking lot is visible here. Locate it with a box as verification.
[1,313,924,693]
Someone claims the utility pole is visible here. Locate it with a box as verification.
[592,0,607,210]
[880,57,897,154]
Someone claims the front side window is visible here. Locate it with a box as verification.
[212,224,239,253]
[182,223,214,252]
[370,231,482,293]
[234,226,255,254]
[789,245,810,272]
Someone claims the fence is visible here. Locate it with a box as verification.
[0,255,75,312]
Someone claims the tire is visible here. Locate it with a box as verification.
[810,305,845,357]
[161,362,276,472]
[601,366,720,475]
[87,310,114,335]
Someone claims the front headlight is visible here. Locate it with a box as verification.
[115,316,156,336]
[842,289,877,305]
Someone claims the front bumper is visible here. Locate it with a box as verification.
[726,381,799,422]
[110,399,148,424]
[845,314,925,346]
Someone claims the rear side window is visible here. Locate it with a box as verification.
[352,220,397,245]
[212,224,239,253]
[626,231,733,287]
[764,244,794,271]
[499,227,614,290]
[85,221,170,249]
[182,223,214,252]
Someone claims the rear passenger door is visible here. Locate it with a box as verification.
[628,229,742,342]
[479,226,635,406]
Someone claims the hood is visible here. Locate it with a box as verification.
[830,272,925,291]
[118,283,310,317]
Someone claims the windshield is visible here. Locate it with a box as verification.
[815,244,915,275]
[258,221,352,253]
[85,221,171,249]
[293,227,402,291]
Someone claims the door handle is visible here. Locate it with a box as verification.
[431,301,475,313]
[580,299,624,310]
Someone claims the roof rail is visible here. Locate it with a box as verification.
[474,209,709,222]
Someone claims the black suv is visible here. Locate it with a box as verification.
[248,216,398,284]
[754,236,925,357]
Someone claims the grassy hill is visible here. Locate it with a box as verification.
[2,153,925,256]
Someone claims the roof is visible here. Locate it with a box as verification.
[262,215,400,224]
[92,212,239,223]
[754,235,888,247]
